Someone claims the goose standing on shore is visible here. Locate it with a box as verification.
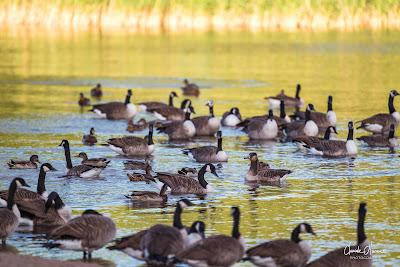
[245,153,291,183]
[59,140,105,178]
[243,110,278,140]
[138,91,178,111]
[192,100,221,136]
[357,124,398,149]
[104,124,155,156]
[244,222,316,267]
[0,178,30,246]
[181,79,200,97]
[183,131,228,163]
[307,203,371,267]
[222,107,242,127]
[356,90,400,133]
[266,84,304,109]
[90,89,137,120]
[46,209,116,261]
[147,99,194,121]
[156,111,196,140]
[7,155,40,169]
[90,83,103,98]
[175,207,244,267]
[82,127,97,146]
[285,104,319,139]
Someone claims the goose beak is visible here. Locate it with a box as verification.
[212,170,219,177]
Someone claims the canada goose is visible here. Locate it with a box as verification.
[46,209,116,260]
[222,107,242,127]
[181,79,200,97]
[127,164,154,182]
[124,160,150,170]
[185,221,206,248]
[127,118,148,132]
[266,84,304,109]
[153,163,219,195]
[147,99,194,121]
[156,110,196,140]
[307,203,371,267]
[284,104,319,139]
[356,90,400,134]
[177,167,198,178]
[78,93,90,107]
[138,91,178,111]
[245,153,291,183]
[244,222,316,267]
[90,83,102,98]
[0,178,30,246]
[192,100,221,136]
[292,96,336,128]
[82,127,97,146]
[293,126,337,151]
[76,152,110,168]
[125,184,168,202]
[90,89,137,120]
[104,124,155,156]
[175,207,244,267]
[43,192,72,226]
[7,154,40,169]
[274,100,291,126]
[243,110,279,140]
[59,140,105,178]
[357,124,398,149]
[304,121,357,157]
[183,131,228,162]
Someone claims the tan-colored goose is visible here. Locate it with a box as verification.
[82,127,97,146]
[284,104,319,139]
[76,152,110,168]
[177,167,198,178]
[59,140,105,178]
[156,110,196,140]
[127,163,154,182]
[104,124,155,156]
[221,107,242,127]
[304,121,357,157]
[356,90,400,134]
[192,100,221,136]
[266,84,304,109]
[175,207,244,267]
[152,163,219,195]
[181,79,200,97]
[307,203,371,267]
[90,89,137,120]
[244,222,316,267]
[127,118,148,132]
[0,178,30,246]
[46,209,116,260]
[7,155,40,169]
[183,131,228,163]
[291,96,336,128]
[147,99,194,121]
[245,153,291,183]
[242,110,279,140]
[138,91,178,111]
[293,126,337,151]
[78,93,90,107]
[357,124,398,149]
[125,184,168,203]
[90,83,102,98]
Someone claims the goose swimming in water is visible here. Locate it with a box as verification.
[7,155,40,169]
[156,110,196,140]
[293,126,337,151]
[127,118,148,132]
[221,107,242,127]
[183,131,228,163]
[125,184,168,203]
[245,153,291,183]
[284,104,319,139]
[192,100,221,136]
[181,79,200,97]
[90,83,102,98]
[357,124,398,149]
[147,99,194,121]
[242,110,279,140]
[90,89,137,120]
[138,91,178,111]
[266,84,304,109]
[78,93,90,107]
[76,152,110,168]
[127,163,154,183]
[82,127,97,146]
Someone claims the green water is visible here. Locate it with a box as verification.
[0,30,399,266]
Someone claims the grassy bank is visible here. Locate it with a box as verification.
[0,0,400,32]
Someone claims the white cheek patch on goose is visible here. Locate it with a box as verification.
[300,223,306,233]
[43,166,50,172]
[206,165,211,172]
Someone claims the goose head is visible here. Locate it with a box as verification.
[14,177,30,188]
[230,107,240,116]
[183,79,189,85]
[76,152,88,160]
[244,152,258,161]
[298,222,316,235]
[178,198,194,209]
[79,92,85,98]
[45,191,65,213]
[170,91,178,98]
[390,90,399,98]
[41,163,57,172]
[30,155,40,164]
[204,163,219,177]
[59,139,69,148]
[89,127,96,135]
[205,100,214,107]
[306,104,315,111]
[189,221,206,239]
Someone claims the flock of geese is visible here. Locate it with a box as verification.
[1,81,393,266]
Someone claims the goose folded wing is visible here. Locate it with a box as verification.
[67,164,95,176]
[110,230,147,250]
[247,240,304,265]
[92,102,124,114]
[359,113,393,126]
[156,173,199,189]
[258,169,291,178]
[190,146,217,157]
[107,136,146,148]
[0,188,42,202]
[192,116,210,129]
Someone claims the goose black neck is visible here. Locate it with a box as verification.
[280,101,286,118]
[250,159,258,175]
[63,142,73,169]
[295,84,301,99]
[327,96,333,112]
[357,206,367,245]
[232,211,241,239]
[323,128,332,140]
[168,95,174,107]
[209,105,215,118]
[198,166,208,189]
[124,94,131,105]
[291,226,301,243]
[7,181,17,210]
[388,94,396,114]
[305,108,311,122]
[184,112,191,121]
[347,127,354,141]
[173,202,184,229]
[37,166,47,195]
[147,128,154,145]
[217,137,223,152]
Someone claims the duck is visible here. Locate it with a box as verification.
[78,93,90,107]
[45,209,116,261]
[183,131,228,163]
[147,99,194,121]
[104,124,155,156]
[0,177,30,246]
[244,222,316,267]
[138,91,178,111]
[175,207,244,267]
[75,152,110,168]
[181,79,200,97]
[127,163,154,182]
[293,126,337,151]
[266,84,304,109]
[357,124,398,149]
[356,90,400,134]
[222,107,242,127]
[127,118,148,132]
[7,154,40,169]
[156,110,196,140]
[284,104,319,139]
[124,184,168,203]
[151,163,219,195]
[177,167,198,178]
[242,110,279,140]
[90,89,137,120]
[192,100,221,136]
[59,140,105,178]
[82,127,97,146]
[124,159,150,170]
[304,121,357,157]
[307,203,370,267]
[90,83,102,98]
[245,153,291,183]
